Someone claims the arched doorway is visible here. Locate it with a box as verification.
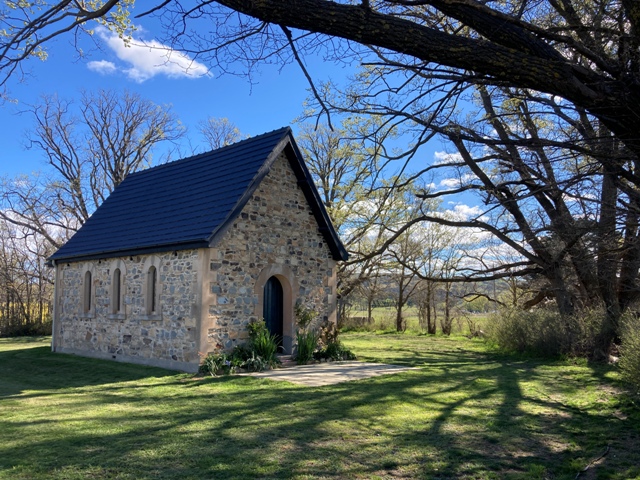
[263,276,284,345]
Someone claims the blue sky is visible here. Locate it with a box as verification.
[0,19,338,178]
[0,14,480,220]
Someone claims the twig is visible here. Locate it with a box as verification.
[575,445,610,479]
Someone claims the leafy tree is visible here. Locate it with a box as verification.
[3,0,638,156]
[198,117,242,150]
[3,0,640,356]
[0,89,184,248]
[296,118,404,300]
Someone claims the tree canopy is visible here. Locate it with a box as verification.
[2,0,640,356]
[2,1,638,153]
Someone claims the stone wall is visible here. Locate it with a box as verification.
[202,152,338,354]
[54,249,201,371]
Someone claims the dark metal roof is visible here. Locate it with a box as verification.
[49,127,348,263]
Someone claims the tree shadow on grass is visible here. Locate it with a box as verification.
[1,339,640,479]
[0,346,178,399]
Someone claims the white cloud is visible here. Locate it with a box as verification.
[452,203,483,220]
[87,60,117,75]
[439,173,475,188]
[91,27,212,83]
[439,177,461,188]
[433,150,462,165]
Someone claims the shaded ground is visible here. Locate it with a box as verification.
[1,334,639,479]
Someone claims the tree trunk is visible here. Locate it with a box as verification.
[427,283,436,334]
[442,283,452,335]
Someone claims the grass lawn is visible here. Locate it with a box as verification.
[1,334,639,479]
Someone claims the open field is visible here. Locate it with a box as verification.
[343,306,491,334]
[1,334,639,479]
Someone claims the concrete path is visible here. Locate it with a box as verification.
[242,361,417,386]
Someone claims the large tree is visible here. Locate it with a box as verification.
[1,2,637,151]
[2,0,640,355]
[2,1,638,155]
[0,89,184,248]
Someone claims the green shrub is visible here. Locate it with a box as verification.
[248,320,280,367]
[316,340,357,361]
[487,307,602,357]
[199,321,280,375]
[242,351,271,372]
[620,314,640,393]
[295,330,318,365]
[199,352,235,376]
[199,346,273,375]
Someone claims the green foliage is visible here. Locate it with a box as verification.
[241,351,271,372]
[0,318,52,338]
[316,340,357,361]
[248,320,280,367]
[199,344,273,375]
[487,307,602,357]
[294,302,317,330]
[199,321,282,375]
[295,330,318,365]
[620,314,640,394]
[199,346,253,375]
[199,352,235,376]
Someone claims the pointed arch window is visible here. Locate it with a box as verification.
[112,268,122,314]
[147,265,158,315]
[83,270,92,314]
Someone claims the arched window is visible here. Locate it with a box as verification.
[147,265,158,315]
[83,270,92,314]
[112,268,122,314]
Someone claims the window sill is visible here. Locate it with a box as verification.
[139,314,161,321]
[80,313,95,320]
[108,313,126,321]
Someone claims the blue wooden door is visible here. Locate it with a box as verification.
[263,276,283,345]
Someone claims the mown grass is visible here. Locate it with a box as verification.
[1,334,639,479]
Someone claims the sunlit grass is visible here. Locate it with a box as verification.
[1,334,638,479]
[344,306,492,334]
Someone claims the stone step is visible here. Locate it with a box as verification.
[276,354,297,368]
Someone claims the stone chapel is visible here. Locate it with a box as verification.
[48,127,347,372]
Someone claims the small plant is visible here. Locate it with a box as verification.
[248,319,280,368]
[295,329,318,364]
[242,351,270,372]
[294,301,322,364]
[317,340,357,361]
[295,302,317,330]
[319,320,339,346]
[199,352,236,376]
